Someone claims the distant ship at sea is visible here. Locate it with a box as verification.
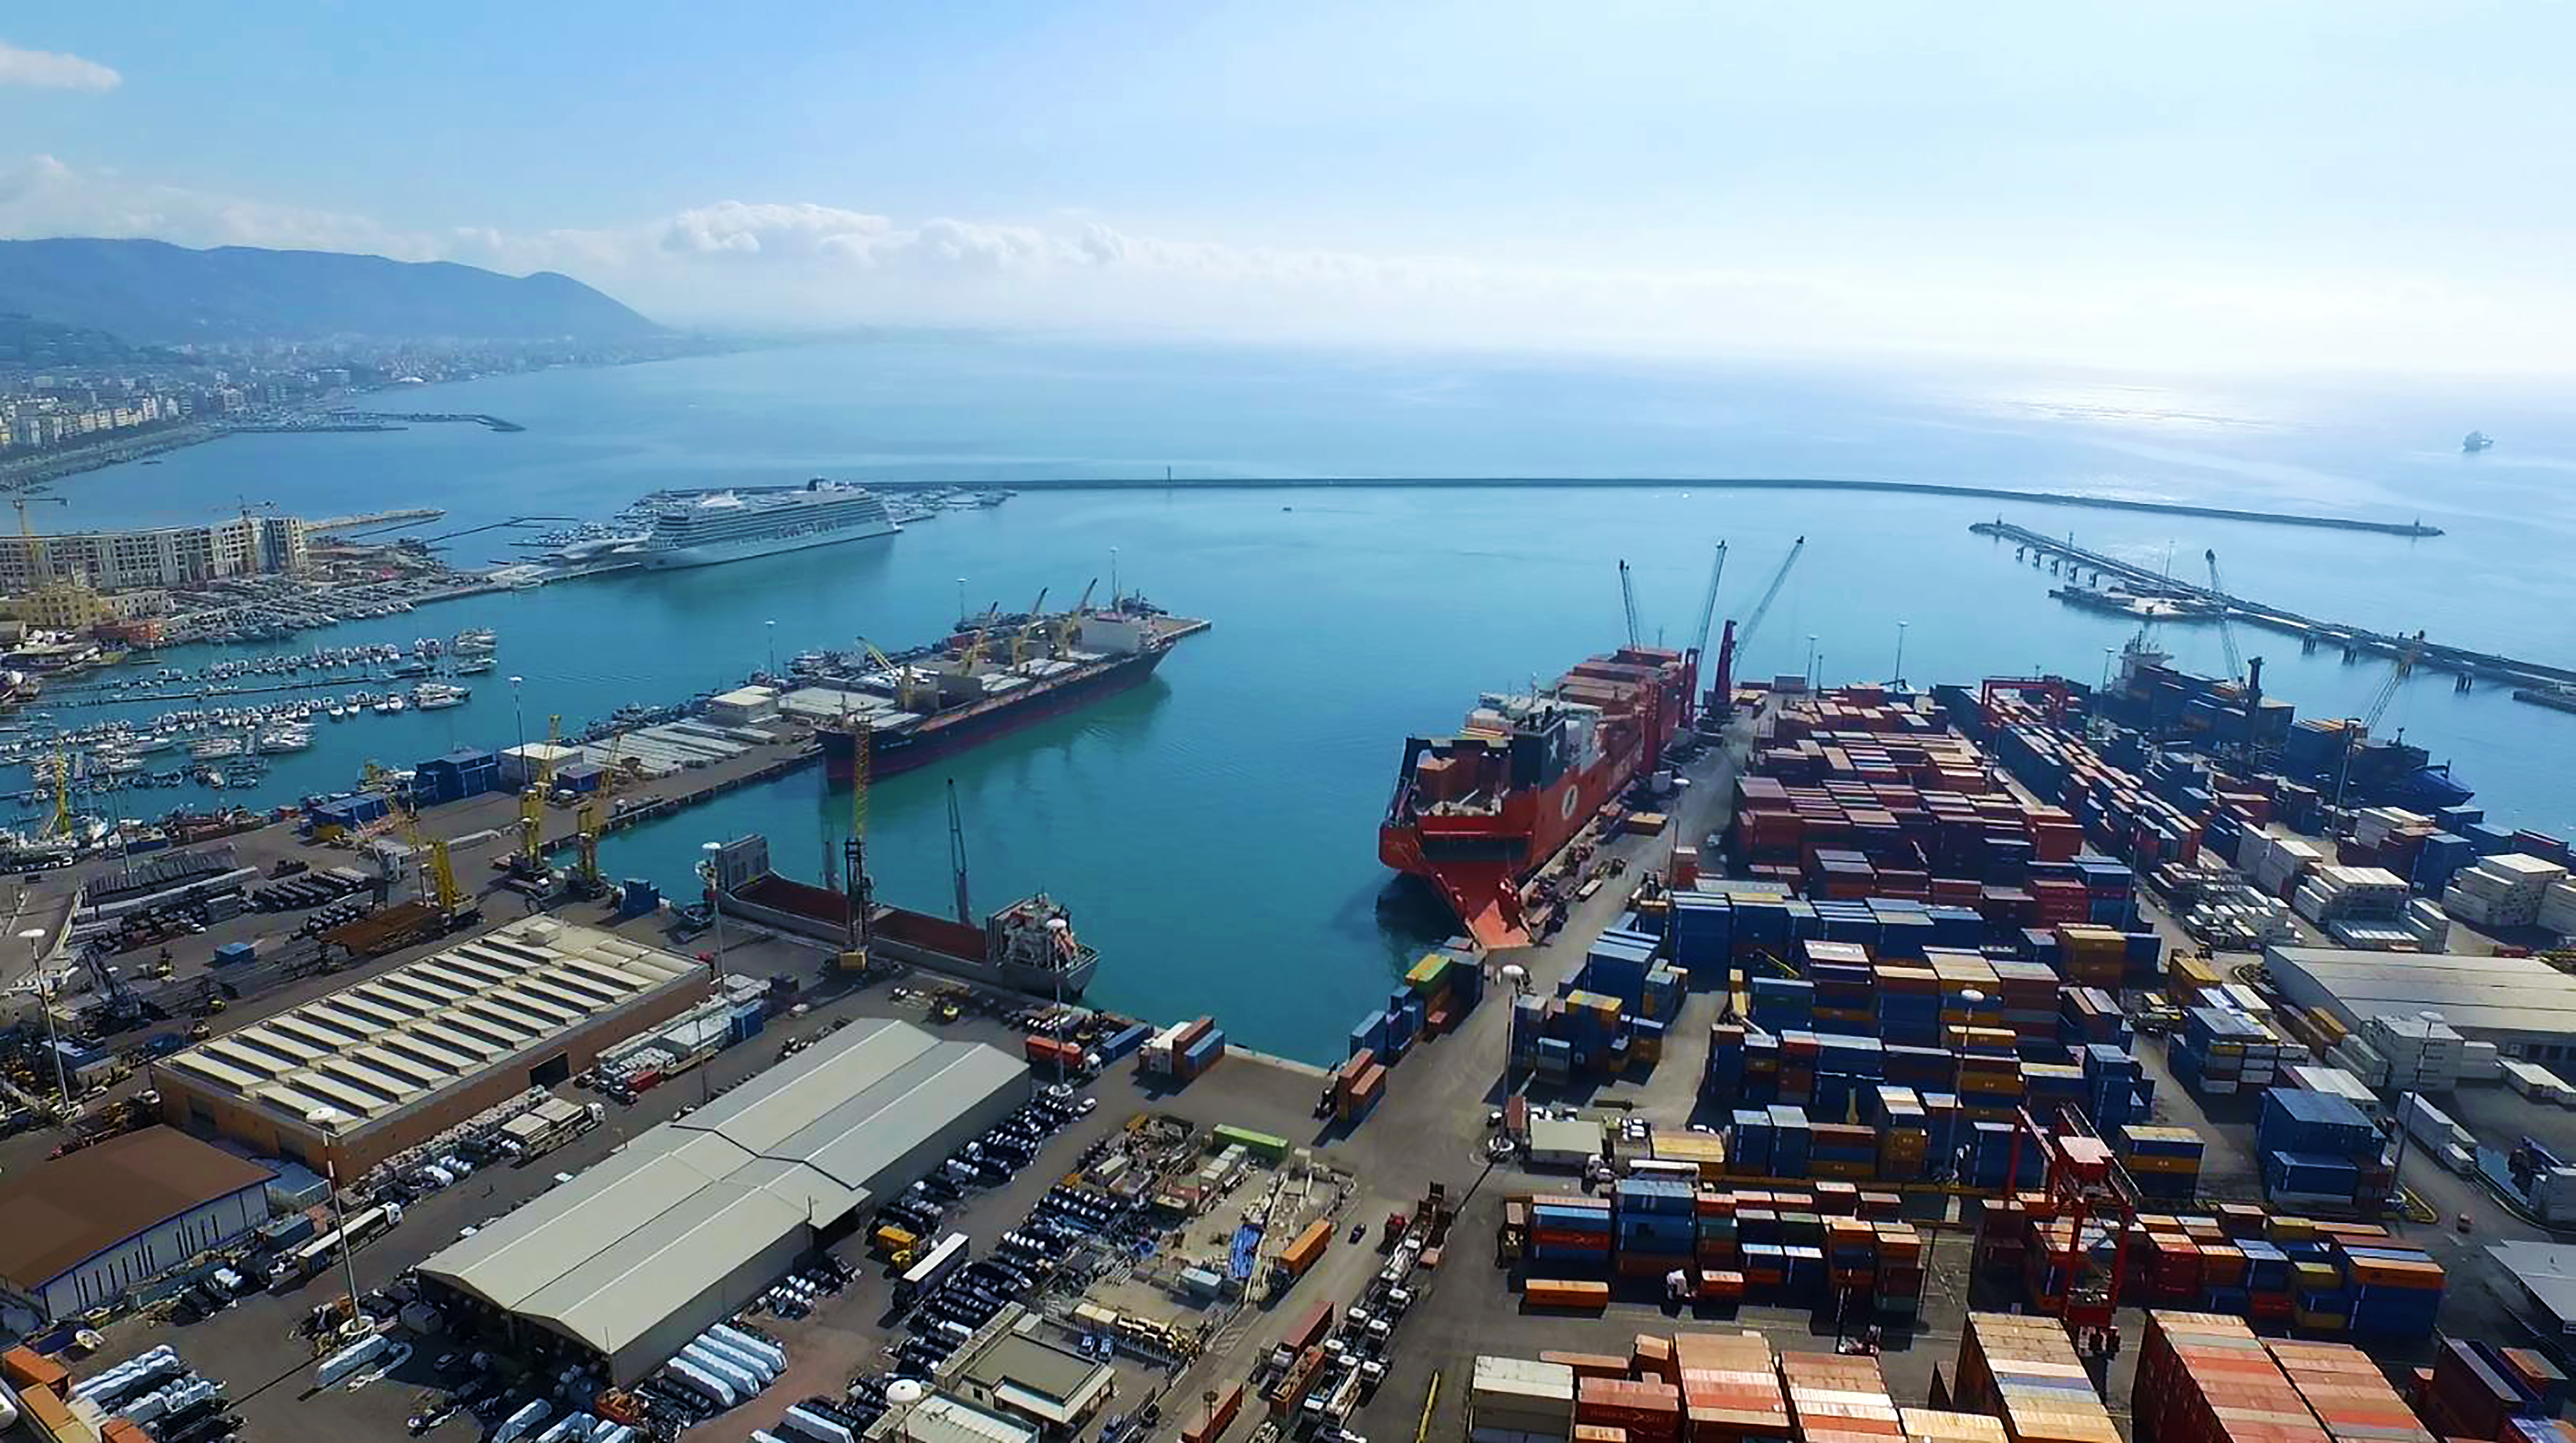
[2464,431,2495,453]
[545,479,900,571]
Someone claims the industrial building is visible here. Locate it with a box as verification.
[942,1322,1118,1434]
[415,1019,1028,1383]
[2265,945,2576,1060]
[0,1128,273,1329]
[150,918,711,1176]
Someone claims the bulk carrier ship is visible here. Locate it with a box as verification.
[1380,643,1698,948]
[807,593,1199,784]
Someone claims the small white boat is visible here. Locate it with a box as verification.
[412,682,469,711]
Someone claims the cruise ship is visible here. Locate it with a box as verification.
[622,481,899,569]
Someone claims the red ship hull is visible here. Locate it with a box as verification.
[1380,644,1695,948]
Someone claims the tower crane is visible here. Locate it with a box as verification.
[2334,630,2427,808]
[838,719,877,973]
[1616,561,1643,650]
[946,779,972,926]
[1685,542,1728,725]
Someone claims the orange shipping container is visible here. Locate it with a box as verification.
[1526,1279,1611,1311]
[1279,1218,1333,1279]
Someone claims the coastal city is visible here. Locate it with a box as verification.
[4,9,2575,1443]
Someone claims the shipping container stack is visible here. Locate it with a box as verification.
[1612,1177,1696,1282]
[1529,1194,1614,1273]
[2134,1312,2327,1443]
[1403,944,1486,1040]
[1471,1356,1577,1443]
[1331,1050,1386,1125]
[2112,1125,2205,1200]
[1780,1351,1899,1443]
[1948,1313,2119,1443]
[2268,1340,2436,1443]
[2256,1089,2391,1216]
[1142,1016,1225,1083]
[2445,852,2569,929]
[2169,1004,2289,1098]
[1677,1332,1789,1443]
[2418,1338,2572,1442]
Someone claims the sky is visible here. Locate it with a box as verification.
[1,2,2569,375]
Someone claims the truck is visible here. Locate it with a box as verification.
[270,1203,401,1289]
[896,1232,969,1305]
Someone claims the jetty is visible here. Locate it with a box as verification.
[862,476,2443,537]
[1973,519,2576,699]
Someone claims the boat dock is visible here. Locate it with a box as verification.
[1974,519,2576,701]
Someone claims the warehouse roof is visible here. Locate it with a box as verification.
[2265,946,2576,1040]
[2489,1240,2576,1335]
[418,1021,1024,1360]
[0,1128,271,1288]
[155,919,703,1133]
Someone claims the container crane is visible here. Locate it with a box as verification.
[1616,560,1643,650]
[1051,578,1099,653]
[1685,542,1728,725]
[402,810,464,917]
[511,714,562,880]
[1009,587,1050,666]
[946,779,972,925]
[860,638,928,712]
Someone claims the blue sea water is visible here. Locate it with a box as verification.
[38,338,2576,1061]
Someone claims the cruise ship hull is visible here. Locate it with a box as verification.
[820,648,1167,783]
[641,519,899,569]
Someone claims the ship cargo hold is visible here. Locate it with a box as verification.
[1381,644,1696,947]
[808,600,1196,784]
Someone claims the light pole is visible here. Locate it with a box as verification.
[955,578,968,629]
[1954,987,1988,1184]
[2100,649,2116,692]
[22,928,66,1116]
[698,841,727,1105]
[1894,621,1909,687]
[765,620,777,680]
[508,675,526,757]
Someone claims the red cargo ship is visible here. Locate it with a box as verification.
[1380,644,1697,948]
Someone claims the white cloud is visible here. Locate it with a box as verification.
[0,40,120,91]
[0,153,2570,378]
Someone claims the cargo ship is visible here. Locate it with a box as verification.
[1380,644,1697,948]
[705,833,1099,996]
[809,595,1198,784]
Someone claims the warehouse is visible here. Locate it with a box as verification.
[0,1128,273,1329]
[415,1019,1027,1383]
[943,1325,1117,1434]
[151,918,710,1176]
[2266,946,2576,1059]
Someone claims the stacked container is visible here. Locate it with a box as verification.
[2256,1090,2386,1214]
[1575,1378,1680,1442]
[1474,1356,1578,1441]
[1611,1178,1695,1279]
[1530,1195,1613,1271]
[2445,852,2568,928]
[2112,1126,2204,1200]
[2420,1339,2565,1439]
[1674,1332,1787,1443]
[2169,1005,2287,1098]
[1780,1351,1898,1443]
[2133,1312,2323,1443]
[1950,1314,2118,1443]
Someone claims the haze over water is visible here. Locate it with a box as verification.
[45,338,2576,1061]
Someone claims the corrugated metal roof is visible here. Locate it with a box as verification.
[152,919,701,1129]
[417,1019,1023,1362]
[2268,946,2576,1039]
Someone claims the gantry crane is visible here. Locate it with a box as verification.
[1617,560,1643,649]
[1685,542,1728,725]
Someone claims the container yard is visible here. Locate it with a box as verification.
[23,655,2576,1443]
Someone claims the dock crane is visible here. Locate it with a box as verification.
[1710,535,1806,707]
[401,809,465,917]
[1685,542,1728,725]
[1616,561,1643,649]
[860,638,929,712]
[2333,630,2428,809]
[511,714,562,880]
[946,779,972,925]
[1009,587,1050,666]
[837,719,877,973]
[570,736,618,898]
[2202,549,2264,763]
[1052,578,1098,653]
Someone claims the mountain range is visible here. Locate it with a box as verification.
[0,238,661,345]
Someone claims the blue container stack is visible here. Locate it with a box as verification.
[1729,1108,1775,1174]
[1731,896,1793,957]
[1963,1121,2044,1189]
[2259,1088,2389,1209]
[2080,1043,2148,1131]
[1612,1177,1695,1266]
[1529,1196,1612,1267]
[2412,831,2482,895]
[1671,891,1732,975]
[1769,1104,1811,1178]
[1099,1021,1154,1061]
[1352,1009,1389,1059]
[1749,977,1813,1029]
[1583,932,1656,1008]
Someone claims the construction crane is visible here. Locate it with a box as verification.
[838,719,877,972]
[1686,542,1728,725]
[946,779,972,925]
[2334,630,2428,808]
[1616,560,1643,650]
[11,496,65,581]
[1732,535,1807,659]
[1009,587,1050,666]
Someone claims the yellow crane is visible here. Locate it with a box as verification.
[568,729,623,898]
[1008,587,1050,666]
[513,714,562,878]
[402,810,463,915]
[46,747,70,838]
[859,638,928,712]
[1052,578,1097,654]
[956,603,1002,673]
